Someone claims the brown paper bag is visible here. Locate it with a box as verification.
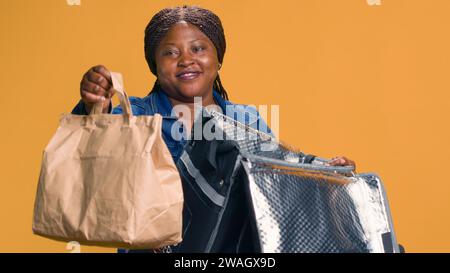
[32,72,183,249]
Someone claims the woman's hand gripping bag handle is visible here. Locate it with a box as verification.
[90,72,131,116]
[32,72,184,250]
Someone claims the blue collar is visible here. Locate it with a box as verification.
[212,89,233,111]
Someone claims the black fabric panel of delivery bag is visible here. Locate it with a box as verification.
[174,109,400,253]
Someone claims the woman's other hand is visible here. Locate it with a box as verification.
[328,156,356,171]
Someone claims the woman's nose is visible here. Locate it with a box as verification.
[177,52,195,67]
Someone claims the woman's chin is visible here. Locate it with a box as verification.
[178,88,207,100]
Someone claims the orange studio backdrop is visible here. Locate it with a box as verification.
[1,0,449,252]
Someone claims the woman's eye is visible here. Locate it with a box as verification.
[193,46,205,52]
[163,50,178,56]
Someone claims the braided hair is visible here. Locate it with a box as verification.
[144,5,229,100]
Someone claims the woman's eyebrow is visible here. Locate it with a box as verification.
[161,39,204,46]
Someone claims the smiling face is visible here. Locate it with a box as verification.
[154,21,220,103]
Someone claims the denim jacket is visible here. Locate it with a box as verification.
[71,89,272,163]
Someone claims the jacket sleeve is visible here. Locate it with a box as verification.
[111,97,151,116]
[232,104,275,138]
[71,100,113,115]
[255,111,274,138]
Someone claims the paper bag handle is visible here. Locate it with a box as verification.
[89,72,132,117]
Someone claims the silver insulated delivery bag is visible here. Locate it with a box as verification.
[175,109,399,253]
